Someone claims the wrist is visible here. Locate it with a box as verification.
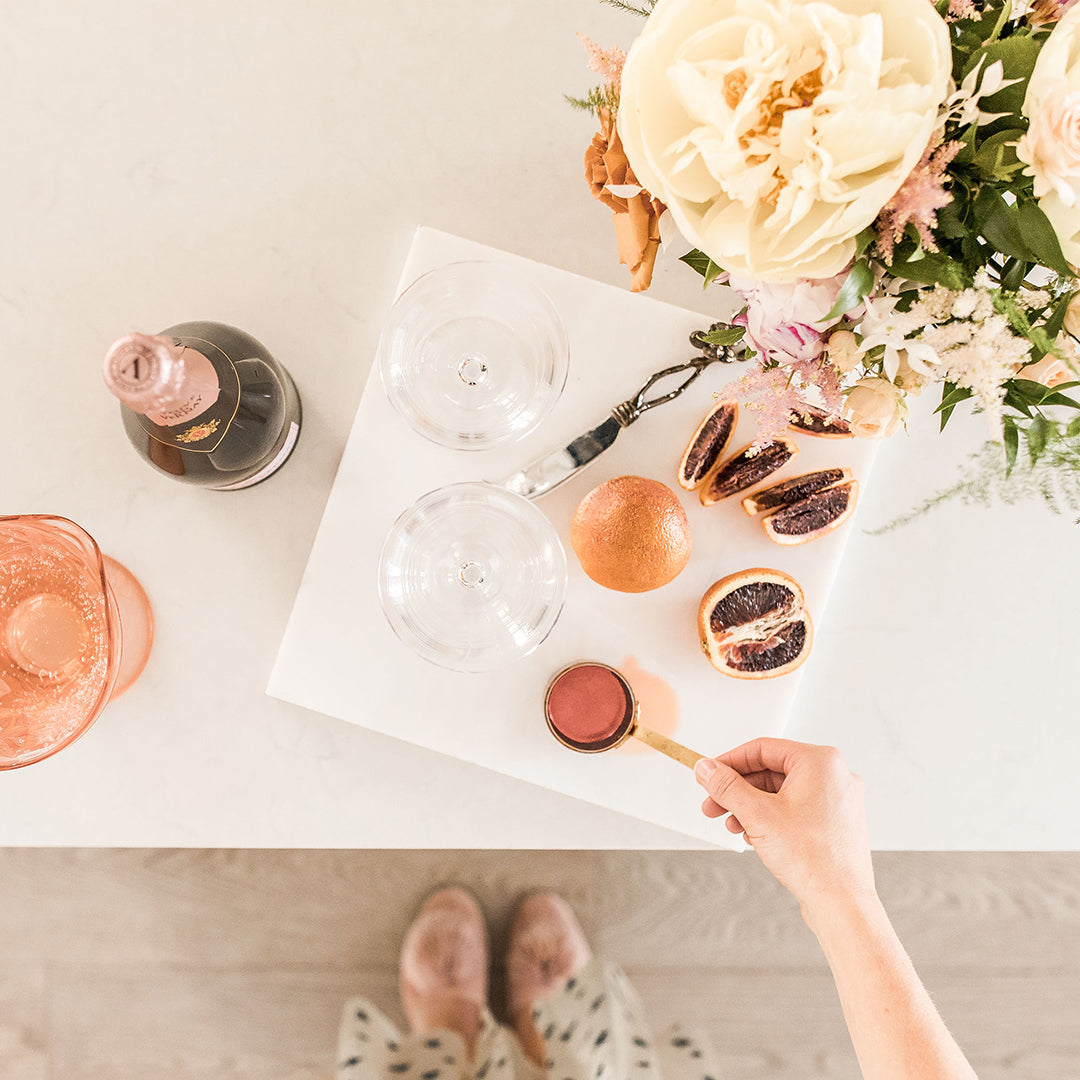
[800,883,883,939]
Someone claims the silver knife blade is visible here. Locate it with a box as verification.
[499,415,623,499]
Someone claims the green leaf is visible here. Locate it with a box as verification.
[886,249,971,289]
[698,326,746,346]
[936,198,969,241]
[1028,413,1051,464]
[855,227,877,259]
[679,249,724,288]
[935,384,974,415]
[1067,416,1080,438]
[977,189,1038,264]
[1016,200,1074,277]
[1040,390,1080,409]
[952,122,980,167]
[1004,387,1034,417]
[963,36,1043,122]
[1043,290,1074,343]
[1001,258,1028,292]
[973,129,1026,183]
[1011,377,1056,403]
[1010,378,1080,409]
[822,259,874,321]
[1004,419,1019,476]
[986,0,1013,44]
[938,381,972,431]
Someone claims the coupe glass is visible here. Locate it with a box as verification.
[378,483,567,672]
[377,261,569,450]
[0,515,154,769]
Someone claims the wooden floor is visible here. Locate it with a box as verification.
[0,850,1077,1080]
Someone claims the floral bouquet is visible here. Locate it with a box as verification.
[573,0,1080,516]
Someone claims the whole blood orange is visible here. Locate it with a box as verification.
[571,475,692,593]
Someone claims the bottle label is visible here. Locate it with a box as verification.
[136,338,240,453]
[213,421,300,490]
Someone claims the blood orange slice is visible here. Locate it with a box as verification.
[762,480,859,546]
[698,568,812,679]
[788,405,852,438]
[699,436,798,506]
[741,467,854,516]
[677,399,738,491]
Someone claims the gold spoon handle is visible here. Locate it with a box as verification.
[630,722,704,770]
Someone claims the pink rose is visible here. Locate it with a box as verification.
[1019,5,1080,214]
[1018,92,1080,206]
[1017,350,1075,388]
[845,378,906,439]
[728,272,851,366]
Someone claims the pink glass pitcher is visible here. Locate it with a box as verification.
[0,515,153,769]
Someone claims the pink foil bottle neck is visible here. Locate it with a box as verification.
[102,332,188,414]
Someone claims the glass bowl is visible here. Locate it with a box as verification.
[377,261,569,450]
[377,482,567,672]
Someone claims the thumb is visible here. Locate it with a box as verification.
[695,758,769,821]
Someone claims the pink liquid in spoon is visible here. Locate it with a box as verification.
[546,663,634,750]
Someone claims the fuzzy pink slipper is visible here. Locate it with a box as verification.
[400,888,489,1056]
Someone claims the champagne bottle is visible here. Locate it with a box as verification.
[103,321,302,490]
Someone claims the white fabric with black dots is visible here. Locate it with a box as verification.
[336,958,720,1080]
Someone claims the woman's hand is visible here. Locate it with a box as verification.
[695,738,876,916]
[698,739,980,1080]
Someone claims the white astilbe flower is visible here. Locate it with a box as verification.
[920,313,1032,436]
[909,283,994,324]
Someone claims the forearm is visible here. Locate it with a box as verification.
[804,890,978,1080]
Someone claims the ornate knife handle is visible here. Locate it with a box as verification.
[611,335,750,428]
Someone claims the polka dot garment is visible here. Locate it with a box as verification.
[336,958,720,1080]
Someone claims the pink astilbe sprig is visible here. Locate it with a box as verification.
[946,0,981,21]
[875,139,962,261]
[790,355,845,422]
[728,350,846,450]
[728,365,806,450]
[578,33,627,95]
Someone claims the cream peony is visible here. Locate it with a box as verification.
[845,377,906,438]
[618,0,951,282]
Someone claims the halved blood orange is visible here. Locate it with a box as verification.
[762,480,859,546]
[699,436,798,506]
[698,568,813,679]
[677,399,738,491]
[741,467,854,516]
[788,405,853,439]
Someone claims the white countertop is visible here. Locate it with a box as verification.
[2,1,1076,849]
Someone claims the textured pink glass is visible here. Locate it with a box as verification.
[0,516,150,769]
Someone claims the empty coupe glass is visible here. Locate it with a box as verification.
[0,515,154,769]
[378,483,566,672]
[377,261,569,450]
